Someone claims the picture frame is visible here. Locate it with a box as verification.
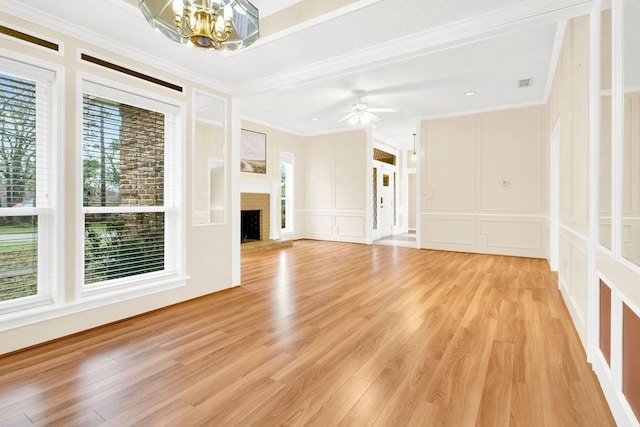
[240,129,266,174]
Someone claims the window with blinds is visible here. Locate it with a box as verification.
[0,57,56,311]
[81,81,180,290]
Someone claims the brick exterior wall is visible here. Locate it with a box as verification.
[118,104,164,235]
[241,193,270,242]
[119,104,164,207]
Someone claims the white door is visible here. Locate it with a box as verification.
[373,168,394,240]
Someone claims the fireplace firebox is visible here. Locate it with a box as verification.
[241,210,261,242]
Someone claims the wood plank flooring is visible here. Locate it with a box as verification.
[0,240,614,426]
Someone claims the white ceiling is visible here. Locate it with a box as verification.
[0,0,594,146]
[250,0,306,17]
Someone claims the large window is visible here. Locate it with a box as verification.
[81,80,181,292]
[0,57,56,312]
[280,153,293,233]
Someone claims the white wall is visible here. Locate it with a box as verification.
[301,130,369,243]
[193,121,224,224]
[420,106,548,258]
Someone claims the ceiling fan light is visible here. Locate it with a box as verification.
[361,113,371,125]
[348,115,359,125]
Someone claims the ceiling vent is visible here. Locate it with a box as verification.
[518,78,533,88]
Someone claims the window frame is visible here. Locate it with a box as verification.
[77,74,185,298]
[0,54,60,315]
[280,152,294,234]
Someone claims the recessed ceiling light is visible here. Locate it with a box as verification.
[465,91,476,96]
[311,117,320,121]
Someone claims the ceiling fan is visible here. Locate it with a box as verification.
[339,92,397,126]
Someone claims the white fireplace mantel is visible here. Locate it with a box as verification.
[240,180,280,240]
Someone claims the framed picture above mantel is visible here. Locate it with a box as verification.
[240,129,266,174]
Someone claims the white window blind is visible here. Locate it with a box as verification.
[0,57,56,312]
[81,81,179,290]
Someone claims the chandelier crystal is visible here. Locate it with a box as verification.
[139,0,259,51]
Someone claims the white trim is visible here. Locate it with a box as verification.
[82,206,167,214]
[76,75,186,295]
[231,98,241,285]
[593,349,636,427]
[297,209,367,216]
[549,120,561,271]
[280,152,294,234]
[543,21,568,103]
[559,223,590,243]
[234,0,594,96]
[0,55,62,315]
[365,128,374,244]
[421,99,547,122]
[617,255,640,278]
[423,212,547,219]
[611,0,623,259]
[81,73,182,112]
[0,276,188,332]
[241,115,305,137]
[587,3,601,364]
[192,89,228,227]
[559,279,587,343]
[248,0,387,49]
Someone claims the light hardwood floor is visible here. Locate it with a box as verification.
[0,241,614,426]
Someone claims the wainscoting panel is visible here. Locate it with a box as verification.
[623,303,640,421]
[421,214,546,258]
[595,249,640,427]
[480,219,542,250]
[335,215,365,239]
[558,227,588,345]
[302,214,333,237]
[599,279,612,367]
[423,218,475,245]
[299,210,367,244]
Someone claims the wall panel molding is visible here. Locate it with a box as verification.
[421,213,546,258]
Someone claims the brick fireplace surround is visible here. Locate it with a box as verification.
[241,193,270,242]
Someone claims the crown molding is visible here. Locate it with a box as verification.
[0,0,232,94]
[234,0,594,96]
[420,99,547,122]
[241,115,306,137]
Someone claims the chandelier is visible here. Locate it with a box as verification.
[139,0,259,51]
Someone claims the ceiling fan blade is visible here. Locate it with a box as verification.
[367,108,397,113]
[339,112,355,122]
[367,112,381,122]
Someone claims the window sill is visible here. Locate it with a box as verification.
[0,274,189,333]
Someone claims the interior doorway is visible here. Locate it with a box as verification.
[374,169,394,239]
